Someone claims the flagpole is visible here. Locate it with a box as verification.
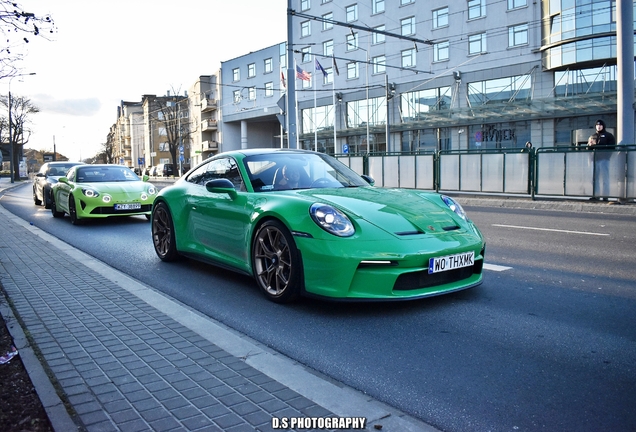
[313,66,317,152]
[294,60,300,149]
[332,55,339,153]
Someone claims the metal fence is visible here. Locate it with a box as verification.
[335,146,636,200]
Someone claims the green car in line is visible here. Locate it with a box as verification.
[151,149,486,303]
[50,164,158,225]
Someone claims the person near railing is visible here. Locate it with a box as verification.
[588,119,616,202]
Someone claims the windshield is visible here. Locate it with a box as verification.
[243,152,368,192]
[75,166,140,183]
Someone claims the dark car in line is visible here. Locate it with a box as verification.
[33,161,85,208]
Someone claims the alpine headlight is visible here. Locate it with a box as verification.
[441,195,467,220]
[147,186,157,195]
[310,203,355,237]
[102,195,112,203]
[82,188,99,198]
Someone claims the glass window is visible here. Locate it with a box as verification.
[347,33,358,50]
[301,20,311,37]
[372,55,386,74]
[346,4,358,22]
[434,41,450,62]
[347,62,358,79]
[323,39,334,56]
[279,42,286,68]
[187,157,244,190]
[469,33,487,55]
[248,87,256,100]
[233,90,241,103]
[247,63,256,78]
[508,0,526,9]
[468,0,485,20]
[509,23,528,47]
[400,0,414,4]
[264,58,273,73]
[322,12,333,30]
[373,0,385,14]
[433,7,449,29]
[401,48,416,68]
[323,67,333,84]
[301,46,312,63]
[401,16,415,35]
[265,82,274,97]
[232,68,240,81]
[301,0,310,10]
[373,25,386,44]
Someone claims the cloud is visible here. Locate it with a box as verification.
[31,94,102,116]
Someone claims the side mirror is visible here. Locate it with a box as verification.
[142,174,149,182]
[361,174,375,186]
[36,172,45,178]
[205,178,237,199]
[58,177,69,185]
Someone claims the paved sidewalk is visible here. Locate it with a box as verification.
[0,179,433,431]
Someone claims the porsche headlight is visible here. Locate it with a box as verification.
[82,188,99,198]
[310,203,355,237]
[441,195,467,220]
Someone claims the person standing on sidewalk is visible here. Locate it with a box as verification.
[588,119,616,202]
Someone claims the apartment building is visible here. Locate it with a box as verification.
[187,75,221,168]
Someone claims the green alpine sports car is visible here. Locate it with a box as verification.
[151,149,485,303]
[50,164,158,225]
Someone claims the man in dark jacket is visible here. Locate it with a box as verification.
[588,119,616,201]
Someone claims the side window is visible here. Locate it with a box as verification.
[67,168,76,182]
[187,157,245,191]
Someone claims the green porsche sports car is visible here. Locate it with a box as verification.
[151,149,485,303]
[50,164,158,225]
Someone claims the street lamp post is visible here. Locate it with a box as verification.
[7,72,36,183]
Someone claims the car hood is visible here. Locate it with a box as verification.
[296,187,465,235]
[80,181,150,193]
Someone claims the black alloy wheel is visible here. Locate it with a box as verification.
[152,202,179,261]
[68,195,82,225]
[252,220,302,303]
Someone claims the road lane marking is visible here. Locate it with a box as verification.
[492,224,609,236]
[484,263,511,272]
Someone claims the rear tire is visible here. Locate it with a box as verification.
[50,193,64,218]
[152,202,180,261]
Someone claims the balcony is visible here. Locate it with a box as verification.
[203,140,218,150]
[201,98,217,112]
[202,119,218,131]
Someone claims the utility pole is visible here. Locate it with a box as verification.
[286,0,298,148]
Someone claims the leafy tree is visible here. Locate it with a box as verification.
[0,1,55,78]
[0,92,38,179]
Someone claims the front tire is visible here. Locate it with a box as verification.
[68,195,82,225]
[252,220,302,303]
[43,187,52,209]
[152,202,180,261]
[33,187,42,206]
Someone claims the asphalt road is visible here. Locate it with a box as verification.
[2,183,636,432]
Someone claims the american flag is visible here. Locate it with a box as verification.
[296,65,311,81]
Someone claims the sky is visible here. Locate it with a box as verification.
[4,0,287,162]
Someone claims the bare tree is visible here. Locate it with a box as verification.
[0,1,56,79]
[151,88,191,175]
[0,92,38,179]
[102,130,116,164]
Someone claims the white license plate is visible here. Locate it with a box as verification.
[428,251,475,274]
[114,203,141,210]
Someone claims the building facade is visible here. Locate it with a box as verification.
[291,0,634,154]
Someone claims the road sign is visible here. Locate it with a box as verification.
[343,144,349,154]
